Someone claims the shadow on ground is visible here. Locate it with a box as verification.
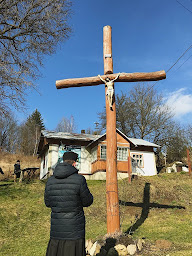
[96,237,118,256]
[0,183,13,187]
[119,182,185,234]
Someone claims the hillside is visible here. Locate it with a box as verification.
[0,152,40,181]
[0,172,192,255]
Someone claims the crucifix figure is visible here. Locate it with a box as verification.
[98,73,120,109]
[55,25,166,235]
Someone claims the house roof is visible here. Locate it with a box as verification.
[41,130,100,142]
[38,129,160,154]
[127,138,160,148]
[86,128,160,148]
[117,129,160,148]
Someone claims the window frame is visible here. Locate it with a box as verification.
[100,145,107,160]
[131,153,144,168]
[100,145,129,161]
[117,146,128,161]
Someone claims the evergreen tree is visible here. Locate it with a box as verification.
[19,109,45,155]
[28,109,45,130]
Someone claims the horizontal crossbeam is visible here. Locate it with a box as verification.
[56,70,166,89]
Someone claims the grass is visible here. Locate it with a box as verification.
[0,180,50,256]
[0,173,192,255]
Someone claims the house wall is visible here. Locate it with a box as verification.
[40,144,92,178]
[84,171,129,180]
[166,163,189,173]
[91,134,130,175]
[40,144,59,179]
[131,150,157,176]
[91,159,130,174]
[49,144,59,175]
[79,146,91,174]
[40,149,49,179]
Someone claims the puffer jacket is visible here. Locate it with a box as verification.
[44,162,93,240]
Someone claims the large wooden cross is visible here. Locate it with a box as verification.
[55,25,166,235]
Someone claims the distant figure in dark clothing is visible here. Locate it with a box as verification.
[14,160,21,182]
[0,167,4,175]
[44,151,93,256]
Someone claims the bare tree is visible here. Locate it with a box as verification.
[99,84,174,144]
[0,0,72,115]
[99,84,190,164]
[85,127,102,135]
[0,112,18,153]
[166,125,187,163]
[186,125,192,147]
[55,115,77,133]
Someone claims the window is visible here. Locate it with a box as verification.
[131,154,143,167]
[117,147,128,161]
[100,145,106,160]
[100,145,128,161]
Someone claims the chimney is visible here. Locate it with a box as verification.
[81,130,85,134]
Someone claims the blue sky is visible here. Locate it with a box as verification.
[18,0,192,132]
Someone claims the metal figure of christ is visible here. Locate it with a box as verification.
[55,25,166,235]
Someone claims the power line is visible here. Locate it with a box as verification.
[176,0,192,14]
[158,54,192,85]
[142,44,192,96]
[174,54,192,71]
[166,44,192,73]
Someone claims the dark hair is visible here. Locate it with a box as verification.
[17,160,20,162]
[63,152,78,161]
[64,159,75,165]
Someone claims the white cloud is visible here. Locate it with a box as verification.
[165,88,192,118]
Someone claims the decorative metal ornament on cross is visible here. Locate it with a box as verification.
[55,25,166,235]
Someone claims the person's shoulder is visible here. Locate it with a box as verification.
[45,175,55,185]
[75,173,87,184]
[70,172,85,181]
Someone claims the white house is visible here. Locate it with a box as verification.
[166,161,189,173]
[37,129,160,180]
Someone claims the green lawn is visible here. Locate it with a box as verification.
[0,173,192,255]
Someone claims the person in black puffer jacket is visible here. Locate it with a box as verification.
[45,151,93,256]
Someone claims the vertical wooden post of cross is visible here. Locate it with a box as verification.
[128,148,132,184]
[187,149,191,176]
[103,26,120,234]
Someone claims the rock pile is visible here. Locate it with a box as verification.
[85,236,145,256]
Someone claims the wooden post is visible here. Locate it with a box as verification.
[128,148,132,184]
[187,149,191,176]
[103,25,120,234]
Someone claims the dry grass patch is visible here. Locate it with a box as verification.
[0,152,40,181]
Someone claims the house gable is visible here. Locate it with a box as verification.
[90,131,130,174]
